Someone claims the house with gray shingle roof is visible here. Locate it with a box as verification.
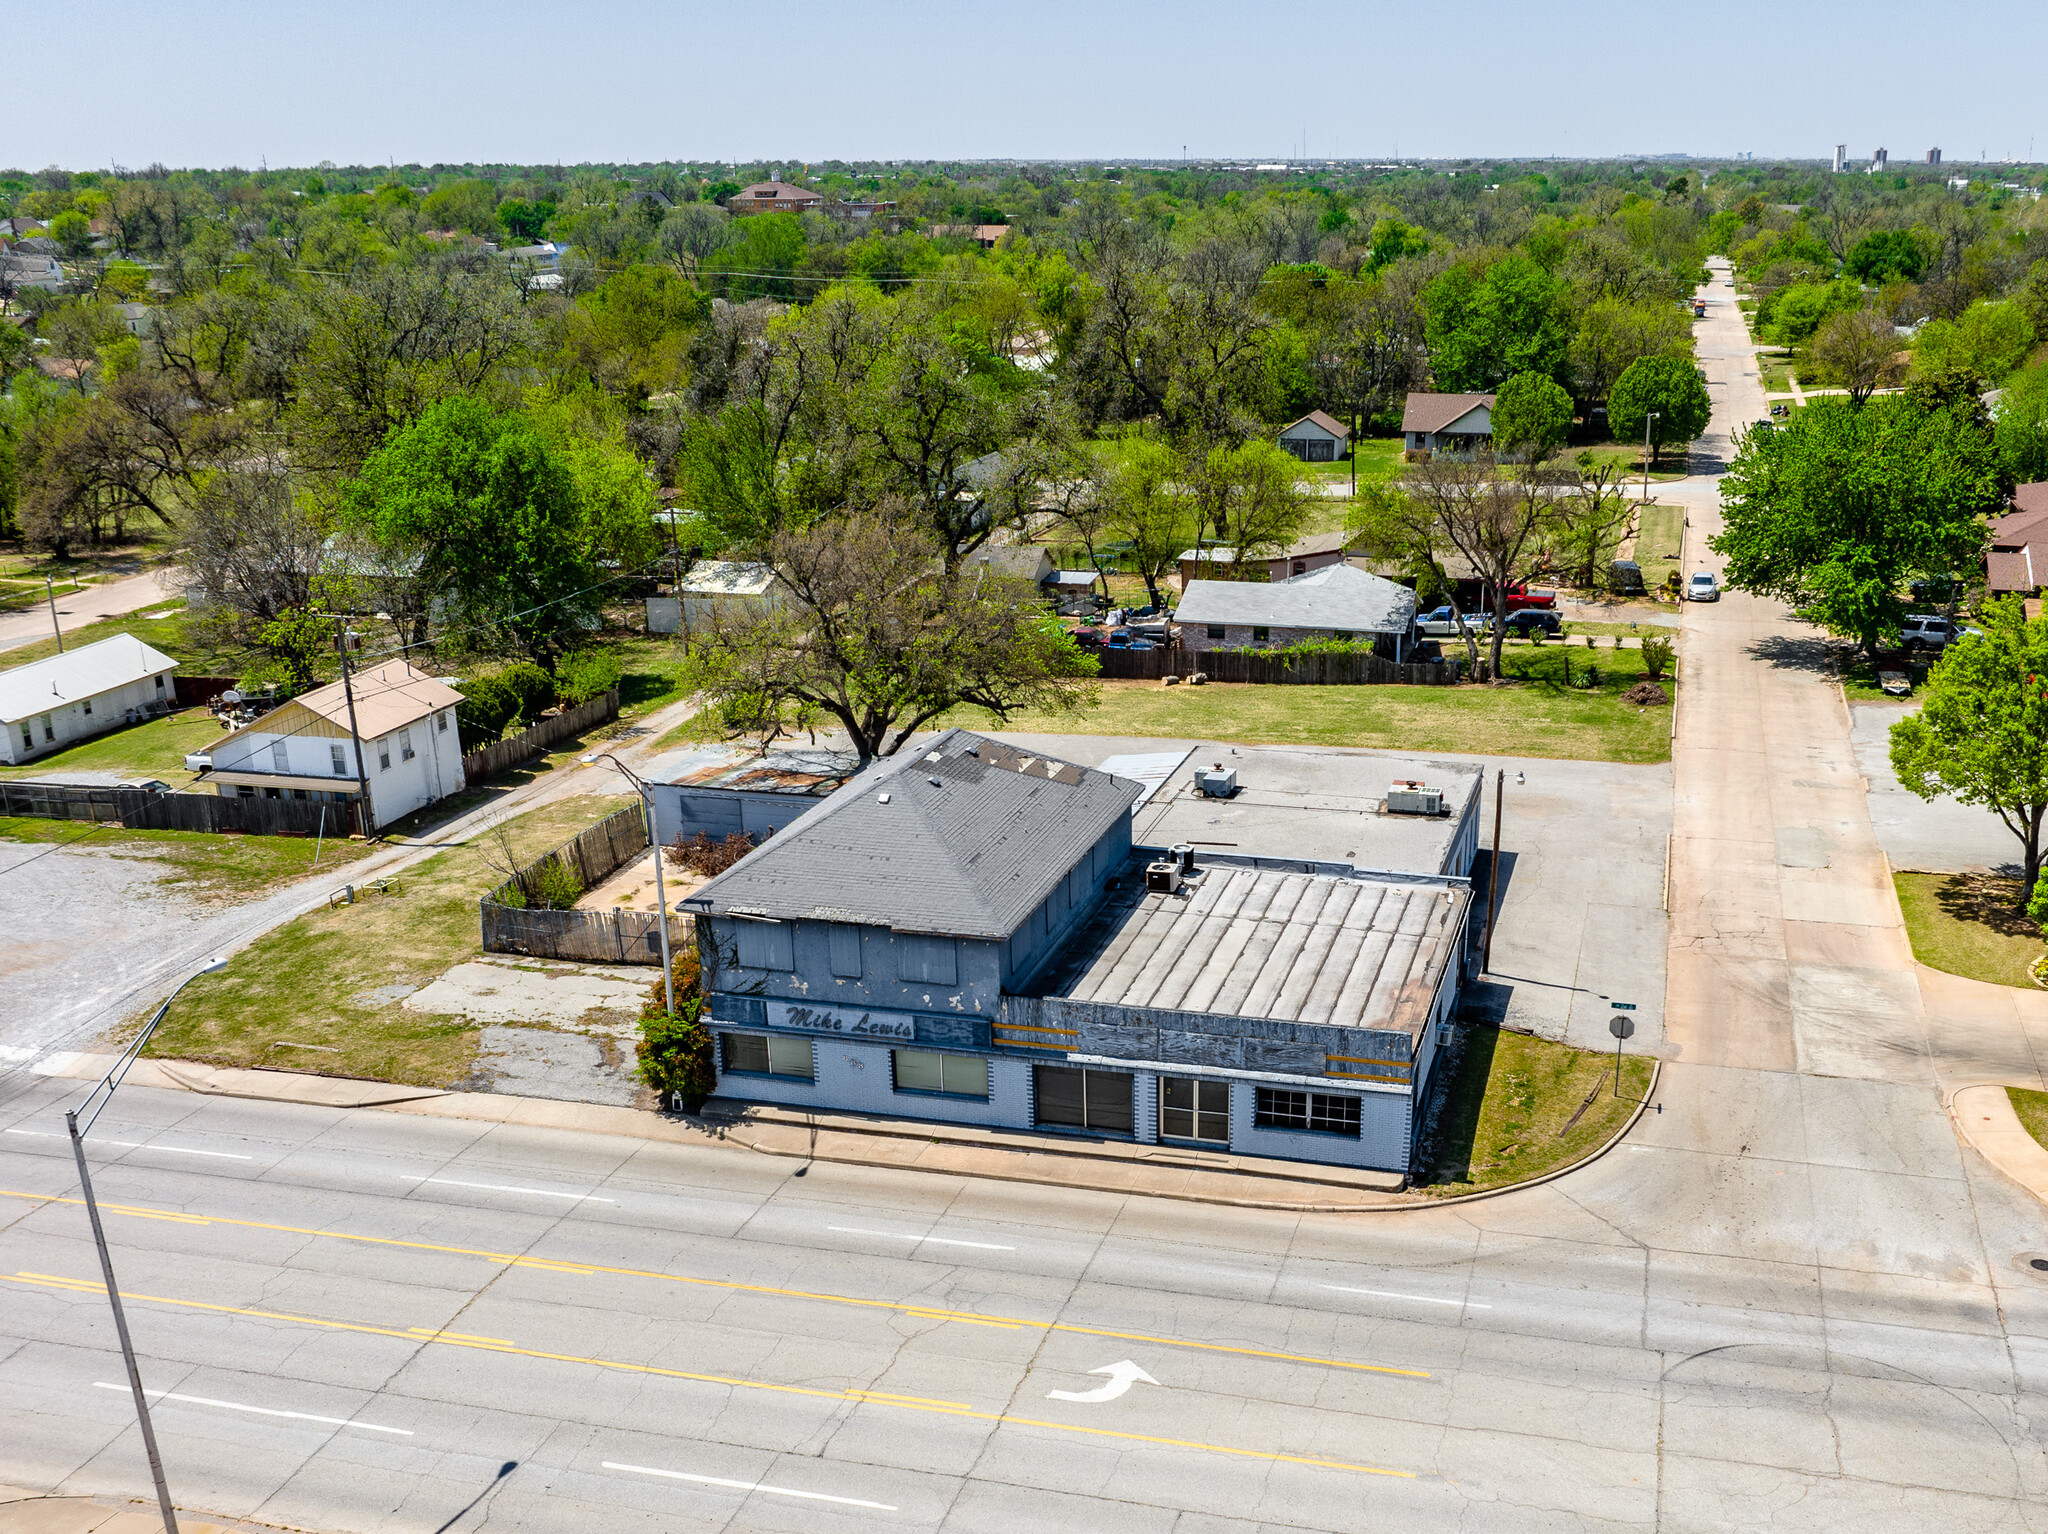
[1172,564,1417,658]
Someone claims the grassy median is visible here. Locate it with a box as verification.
[142,792,631,1086]
[1894,871,2043,989]
[0,813,374,897]
[1422,1027,1654,1194]
[2009,1088,2048,1151]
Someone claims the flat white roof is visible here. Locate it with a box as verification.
[0,634,178,724]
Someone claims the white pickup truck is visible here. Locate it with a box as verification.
[1415,606,1493,638]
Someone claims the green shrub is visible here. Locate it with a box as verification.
[637,950,715,1108]
[498,662,557,726]
[457,674,519,750]
[1640,637,1674,679]
[558,649,622,705]
[528,858,583,910]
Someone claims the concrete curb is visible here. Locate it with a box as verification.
[0,1481,301,1534]
[1948,1083,2048,1204]
[63,1052,1664,1216]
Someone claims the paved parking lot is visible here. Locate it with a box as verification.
[992,732,1672,1057]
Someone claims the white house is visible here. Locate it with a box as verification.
[1173,564,1418,658]
[646,560,782,635]
[1276,410,1351,463]
[0,635,180,765]
[200,661,465,831]
[1400,392,1496,457]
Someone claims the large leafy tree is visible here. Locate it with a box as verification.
[1490,371,1575,461]
[347,397,649,669]
[1608,353,1710,467]
[1889,600,2048,904]
[1423,255,1571,392]
[1712,395,2000,656]
[682,511,1098,761]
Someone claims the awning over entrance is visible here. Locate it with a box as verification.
[198,769,361,794]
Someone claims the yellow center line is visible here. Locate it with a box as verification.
[0,1187,1428,1379]
[4,1272,1413,1479]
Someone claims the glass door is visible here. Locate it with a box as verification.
[1159,1077,1229,1144]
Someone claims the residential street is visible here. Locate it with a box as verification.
[3,266,2047,1533]
[0,568,183,655]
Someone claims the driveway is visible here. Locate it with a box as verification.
[0,567,182,653]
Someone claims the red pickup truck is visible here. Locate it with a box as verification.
[1501,582,1557,612]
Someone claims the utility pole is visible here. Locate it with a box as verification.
[69,1112,179,1534]
[1481,768,1505,972]
[582,753,673,1016]
[1640,411,1660,505]
[46,577,63,652]
[334,623,374,836]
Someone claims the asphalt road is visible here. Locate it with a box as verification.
[0,568,182,654]
[1,1074,2044,1534]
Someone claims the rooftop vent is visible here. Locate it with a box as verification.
[1195,765,1238,798]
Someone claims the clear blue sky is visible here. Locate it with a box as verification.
[15,0,2044,169]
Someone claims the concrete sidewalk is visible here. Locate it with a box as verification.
[32,1051,1418,1210]
[1949,1083,2048,1203]
[0,1482,291,1534]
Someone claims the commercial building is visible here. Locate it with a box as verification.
[0,635,179,766]
[686,729,1472,1174]
[199,661,465,829]
[728,182,824,215]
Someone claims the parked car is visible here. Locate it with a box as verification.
[1071,627,1106,649]
[1898,614,1981,652]
[1501,609,1563,636]
[1908,577,1961,605]
[1610,559,1646,596]
[1501,581,1557,612]
[1416,606,1493,638]
[1686,571,1720,602]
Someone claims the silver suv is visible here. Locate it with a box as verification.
[1898,614,1979,652]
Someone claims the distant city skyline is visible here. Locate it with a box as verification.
[11,0,2043,171]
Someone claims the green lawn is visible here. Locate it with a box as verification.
[140,792,633,1085]
[0,813,373,898]
[0,707,222,783]
[0,600,249,674]
[1422,1027,1654,1194]
[2010,1088,2048,1151]
[1893,872,2043,989]
[1576,443,1689,483]
[948,650,1676,764]
[1632,502,1687,595]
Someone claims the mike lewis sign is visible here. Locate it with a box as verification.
[764,1000,917,1041]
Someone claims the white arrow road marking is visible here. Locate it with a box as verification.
[827,1225,1015,1251]
[1321,1283,1491,1310]
[1047,1360,1158,1403]
[603,1461,898,1510]
[93,1382,412,1434]
[401,1175,614,1203]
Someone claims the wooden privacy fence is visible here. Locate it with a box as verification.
[173,675,240,706]
[1093,647,1457,685]
[480,801,684,965]
[462,689,620,787]
[0,781,350,836]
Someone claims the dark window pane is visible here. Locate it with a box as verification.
[765,1036,814,1080]
[1083,1070,1133,1133]
[1035,1065,1086,1127]
[1309,1093,1361,1136]
[723,1033,770,1074]
[1255,1088,1309,1130]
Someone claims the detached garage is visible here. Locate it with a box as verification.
[0,634,179,765]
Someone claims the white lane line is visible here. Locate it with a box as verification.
[827,1225,1015,1251]
[1322,1284,1491,1310]
[603,1461,897,1510]
[401,1175,615,1203]
[5,1129,250,1160]
[92,1382,412,1434]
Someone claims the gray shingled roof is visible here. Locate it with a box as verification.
[1172,563,1416,634]
[686,728,1142,940]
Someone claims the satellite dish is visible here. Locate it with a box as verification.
[221,689,242,703]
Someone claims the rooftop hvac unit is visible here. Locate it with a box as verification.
[1386,780,1444,816]
[1145,860,1184,895]
[1170,842,1196,873]
[1195,765,1238,798]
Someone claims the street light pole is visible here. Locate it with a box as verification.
[1641,411,1660,505]
[69,957,227,1534]
[581,753,673,1016]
